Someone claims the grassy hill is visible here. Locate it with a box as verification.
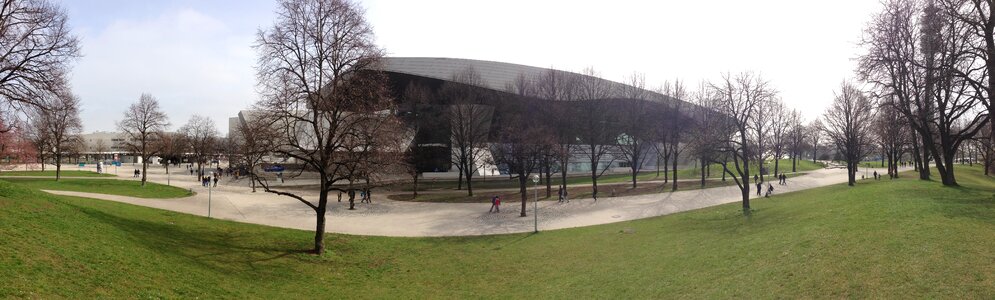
[1,166,993,298]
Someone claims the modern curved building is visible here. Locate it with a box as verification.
[375,57,696,175]
[231,57,698,176]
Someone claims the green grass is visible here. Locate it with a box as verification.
[2,167,995,298]
[0,170,116,177]
[1,178,192,199]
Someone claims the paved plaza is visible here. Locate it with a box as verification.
[39,163,903,237]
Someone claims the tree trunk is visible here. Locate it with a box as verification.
[631,165,638,189]
[590,153,599,200]
[671,153,678,192]
[700,158,706,188]
[774,156,780,176]
[55,154,61,181]
[812,145,817,164]
[847,160,856,186]
[519,173,528,217]
[412,173,419,198]
[560,159,568,198]
[544,166,552,199]
[457,167,463,190]
[465,161,474,197]
[141,158,148,186]
[313,190,328,255]
[662,153,670,183]
[741,161,751,215]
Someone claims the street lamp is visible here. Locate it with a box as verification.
[530,174,540,233]
[208,176,212,218]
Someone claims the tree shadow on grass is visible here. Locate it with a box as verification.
[56,198,317,278]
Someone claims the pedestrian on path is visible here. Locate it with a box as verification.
[557,187,564,202]
[489,196,500,213]
[213,175,219,187]
[756,181,762,196]
[765,183,774,197]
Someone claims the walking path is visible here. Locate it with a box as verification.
[33,163,907,237]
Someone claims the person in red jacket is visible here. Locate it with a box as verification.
[489,196,501,213]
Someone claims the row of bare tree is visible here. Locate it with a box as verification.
[0,0,83,180]
[858,0,994,186]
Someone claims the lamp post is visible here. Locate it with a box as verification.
[208,177,212,218]
[530,174,539,233]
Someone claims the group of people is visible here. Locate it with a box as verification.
[557,187,569,203]
[754,174,788,198]
[132,169,141,178]
[200,173,219,187]
[336,188,374,203]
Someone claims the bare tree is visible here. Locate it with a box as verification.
[441,67,492,196]
[860,0,989,185]
[491,116,548,217]
[710,72,774,215]
[91,138,108,162]
[156,131,186,185]
[535,68,579,196]
[688,81,722,187]
[769,99,790,175]
[662,80,692,191]
[941,0,995,170]
[179,115,218,182]
[808,119,824,163]
[822,82,876,186]
[31,88,82,180]
[254,0,404,254]
[615,72,652,188]
[786,109,806,172]
[875,97,911,177]
[0,0,80,109]
[233,113,276,193]
[575,67,618,200]
[118,93,169,186]
[750,96,775,181]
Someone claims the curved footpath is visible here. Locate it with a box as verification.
[39,165,904,237]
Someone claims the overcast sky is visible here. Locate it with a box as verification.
[57,0,882,135]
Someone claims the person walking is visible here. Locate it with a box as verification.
[765,183,774,197]
[489,196,500,213]
[213,175,219,187]
[557,187,564,203]
[756,181,762,196]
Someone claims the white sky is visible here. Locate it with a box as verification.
[57,0,882,135]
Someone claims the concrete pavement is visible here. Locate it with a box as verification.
[34,163,907,237]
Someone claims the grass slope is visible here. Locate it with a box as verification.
[1,167,994,298]
[2,178,192,198]
[0,170,115,177]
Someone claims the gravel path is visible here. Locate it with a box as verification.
[40,164,907,237]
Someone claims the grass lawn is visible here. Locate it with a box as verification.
[0,170,115,177]
[2,166,995,298]
[1,178,192,199]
